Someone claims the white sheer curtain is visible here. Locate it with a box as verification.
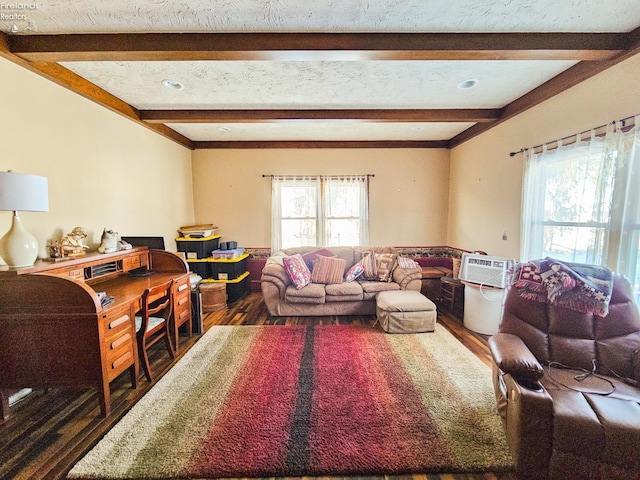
[270,176,320,253]
[521,115,640,300]
[323,175,370,247]
[271,175,369,252]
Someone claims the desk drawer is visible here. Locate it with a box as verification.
[50,266,85,280]
[122,253,147,272]
[174,276,192,329]
[100,305,136,381]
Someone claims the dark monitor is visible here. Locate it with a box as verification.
[121,236,166,250]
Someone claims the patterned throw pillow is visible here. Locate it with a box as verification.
[397,256,419,269]
[282,254,311,289]
[375,253,398,282]
[360,251,378,280]
[311,255,346,285]
[345,262,365,282]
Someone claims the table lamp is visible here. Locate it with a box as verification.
[0,171,49,268]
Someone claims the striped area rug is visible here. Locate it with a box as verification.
[68,324,513,479]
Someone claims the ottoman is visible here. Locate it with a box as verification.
[376,290,437,333]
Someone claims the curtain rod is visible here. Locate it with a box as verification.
[262,174,375,178]
[509,113,637,157]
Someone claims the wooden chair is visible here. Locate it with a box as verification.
[135,280,176,383]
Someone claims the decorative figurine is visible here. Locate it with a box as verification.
[98,228,132,254]
[60,226,90,257]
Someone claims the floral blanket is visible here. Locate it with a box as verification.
[511,258,613,317]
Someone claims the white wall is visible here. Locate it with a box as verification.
[192,148,450,247]
[448,52,640,259]
[0,57,194,263]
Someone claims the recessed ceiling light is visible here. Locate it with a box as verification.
[161,79,184,90]
[217,126,231,132]
[458,79,479,89]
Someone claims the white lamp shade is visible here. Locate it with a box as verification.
[0,171,49,212]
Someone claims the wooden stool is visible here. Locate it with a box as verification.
[440,276,464,317]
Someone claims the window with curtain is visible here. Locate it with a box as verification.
[521,115,640,301]
[271,175,369,251]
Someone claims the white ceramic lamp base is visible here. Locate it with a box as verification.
[0,212,39,268]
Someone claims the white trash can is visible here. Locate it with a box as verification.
[461,281,506,335]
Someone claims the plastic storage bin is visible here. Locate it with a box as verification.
[201,272,250,303]
[186,260,211,278]
[176,234,221,259]
[209,253,249,280]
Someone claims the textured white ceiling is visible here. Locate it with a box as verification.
[62,60,577,110]
[3,0,640,34]
[167,122,476,142]
[2,1,639,144]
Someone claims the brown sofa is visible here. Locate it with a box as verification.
[488,273,640,479]
[260,246,422,316]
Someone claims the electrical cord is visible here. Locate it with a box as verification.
[546,360,616,395]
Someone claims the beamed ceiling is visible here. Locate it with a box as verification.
[1,1,640,150]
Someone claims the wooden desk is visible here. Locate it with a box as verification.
[0,248,191,418]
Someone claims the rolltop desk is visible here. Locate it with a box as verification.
[0,248,191,418]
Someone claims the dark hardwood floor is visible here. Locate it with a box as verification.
[0,291,513,480]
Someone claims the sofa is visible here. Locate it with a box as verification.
[488,270,640,479]
[261,246,422,316]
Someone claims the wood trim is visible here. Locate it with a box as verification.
[141,109,502,123]
[448,26,640,148]
[9,32,627,62]
[0,46,193,149]
[194,140,448,149]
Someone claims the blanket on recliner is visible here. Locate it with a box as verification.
[511,258,613,317]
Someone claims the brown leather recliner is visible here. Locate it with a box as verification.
[489,273,640,480]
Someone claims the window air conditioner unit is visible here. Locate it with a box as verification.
[458,253,514,288]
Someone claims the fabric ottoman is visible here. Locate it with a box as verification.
[376,290,437,333]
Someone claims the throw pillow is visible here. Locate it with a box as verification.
[345,261,365,282]
[311,255,346,285]
[282,254,311,289]
[375,253,398,282]
[301,248,336,270]
[360,251,378,280]
[397,256,419,269]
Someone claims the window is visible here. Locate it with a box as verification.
[271,175,369,251]
[521,116,640,301]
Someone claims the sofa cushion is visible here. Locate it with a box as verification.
[359,279,400,300]
[375,252,397,282]
[325,281,364,302]
[311,255,346,284]
[282,254,311,289]
[285,283,326,304]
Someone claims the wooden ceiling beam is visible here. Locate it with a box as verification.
[448,26,640,148]
[141,109,502,124]
[193,140,448,149]
[9,32,628,62]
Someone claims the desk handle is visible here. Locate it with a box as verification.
[109,315,130,330]
[112,351,133,370]
[110,333,131,350]
[178,297,188,306]
[179,310,189,320]
[177,283,188,292]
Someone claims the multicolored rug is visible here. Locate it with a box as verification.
[68,324,513,479]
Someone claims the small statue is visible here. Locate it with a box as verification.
[98,228,132,254]
[61,226,90,256]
